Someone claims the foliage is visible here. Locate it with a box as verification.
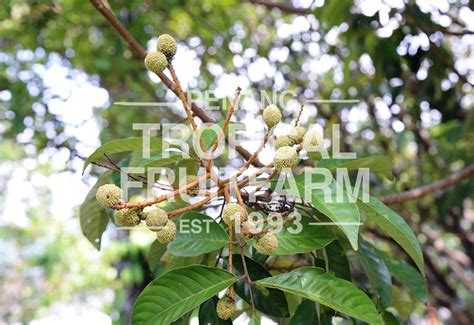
[1,0,473,324]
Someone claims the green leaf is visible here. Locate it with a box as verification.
[137,151,194,168]
[272,215,335,255]
[357,238,392,308]
[82,137,165,172]
[132,265,237,325]
[199,121,244,150]
[385,261,428,303]
[79,173,111,250]
[317,156,393,181]
[231,255,289,317]
[391,286,414,320]
[256,267,381,324]
[199,297,232,325]
[325,241,351,281]
[381,310,403,325]
[147,240,167,273]
[290,173,361,250]
[290,299,318,325]
[357,195,424,275]
[168,212,228,257]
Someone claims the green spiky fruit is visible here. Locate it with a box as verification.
[144,51,168,74]
[156,34,177,58]
[289,126,307,144]
[145,208,168,231]
[185,175,200,197]
[302,129,323,151]
[96,184,123,208]
[216,296,235,320]
[242,220,258,236]
[262,104,282,128]
[222,203,247,226]
[115,208,141,227]
[273,146,298,170]
[275,135,293,149]
[254,232,279,255]
[156,220,176,244]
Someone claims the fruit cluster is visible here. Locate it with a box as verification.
[144,34,177,74]
[93,34,328,321]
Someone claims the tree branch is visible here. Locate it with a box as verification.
[247,0,311,15]
[381,164,474,205]
[89,0,263,167]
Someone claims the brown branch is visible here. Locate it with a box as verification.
[112,172,210,209]
[168,196,211,217]
[206,87,241,169]
[247,0,311,15]
[90,0,263,167]
[237,238,256,312]
[294,103,304,127]
[381,164,474,205]
[167,62,207,159]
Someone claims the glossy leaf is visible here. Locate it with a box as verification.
[132,265,237,324]
[290,299,318,325]
[79,173,111,250]
[289,173,361,250]
[199,297,232,325]
[357,238,392,308]
[386,261,428,303]
[231,255,289,317]
[325,241,352,281]
[137,151,194,168]
[357,195,424,275]
[256,267,381,324]
[272,215,335,255]
[317,156,393,181]
[82,137,165,172]
[168,212,228,256]
[147,240,167,273]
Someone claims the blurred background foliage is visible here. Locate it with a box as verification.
[0,0,473,324]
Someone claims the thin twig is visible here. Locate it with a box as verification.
[89,0,264,167]
[206,87,241,170]
[237,237,256,312]
[112,172,210,209]
[294,103,304,127]
[381,164,474,205]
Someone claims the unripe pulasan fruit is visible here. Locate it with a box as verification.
[144,51,168,74]
[262,104,282,128]
[115,208,141,227]
[302,129,323,151]
[216,295,235,320]
[156,220,176,244]
[289,126,307,144]
[185,175,200,197]
[156,34,177,58]
[145,208,168,231]
[222,203,247,226]
[274,135,293,149]
[242,220,258,236]
[254,232,279,255]
[96,184,123,208]
[273,146,298,170]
